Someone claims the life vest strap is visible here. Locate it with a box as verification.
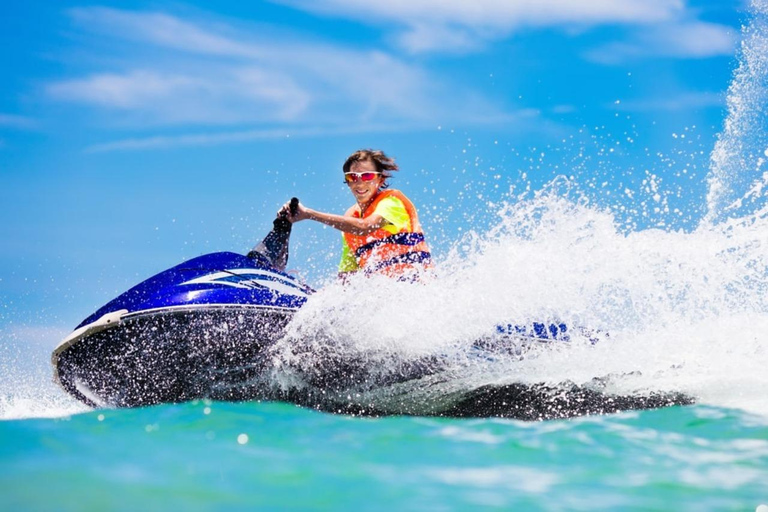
[354,232,426,259]
[366,250,432,272]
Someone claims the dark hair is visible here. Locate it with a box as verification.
[343,149,399,189]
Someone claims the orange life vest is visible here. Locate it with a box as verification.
[343,189,431,277]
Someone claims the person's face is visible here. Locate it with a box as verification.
[346,160,383,205]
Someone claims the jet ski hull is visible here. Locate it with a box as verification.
[52,250,693,418]
[52,251,311,407]
[54,306,293,407]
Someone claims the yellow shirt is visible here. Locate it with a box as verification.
[338,196,410,273]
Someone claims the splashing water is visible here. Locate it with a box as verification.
[0,326,87,420]
[266,175,768,417]
[4,1,768,423]
[263,1,768,419]
[706,0,768,225]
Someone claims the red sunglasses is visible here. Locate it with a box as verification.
[344,171,381,184]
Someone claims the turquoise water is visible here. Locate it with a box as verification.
[2,401,767,511]
[4,3,768,511]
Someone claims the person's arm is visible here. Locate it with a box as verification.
[282,202,386,235]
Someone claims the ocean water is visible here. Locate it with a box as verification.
[1,401,767,511]
[4,4,768,512]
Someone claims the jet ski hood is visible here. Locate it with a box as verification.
[75,251,310,330]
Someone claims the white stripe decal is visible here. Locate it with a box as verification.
[180,268,309,298]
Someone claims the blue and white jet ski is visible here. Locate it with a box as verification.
[52,199,312,407]
[52,199,692,418]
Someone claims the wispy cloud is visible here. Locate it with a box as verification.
[85,125,397,153]
[586,21,737,64]
[47,68,310,125]
[85,109,543,153]
[273,0,689,53]
[47,7,514,130]
[44,4,728,150]
[656,21,737,58]
[0,113,38,130]
[68,7,264,59]
[274,0,684,29]
[611,91,725,112]
[49,71,199,109]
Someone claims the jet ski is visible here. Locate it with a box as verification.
[50,196,576,411]
[53,198,692,417]
[52,199,312,407]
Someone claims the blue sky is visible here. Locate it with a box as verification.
[0,1,748,335]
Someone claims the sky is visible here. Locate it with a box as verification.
[0,0,750,342]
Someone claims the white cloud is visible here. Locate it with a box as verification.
[273,0,687,53]
[47,68,310,125]
[68,7,262,59]
[48,8,472,128]
[275,0,683,28]
[395,22,487,54]
[586,21,737,63]
[48,71,198,109]
[660,21,737,57]
[44,5,731,145]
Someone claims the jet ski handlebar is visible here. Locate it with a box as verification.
[246,197,300,269]
[277,197,300,221]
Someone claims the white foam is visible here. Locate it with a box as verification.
[0,325,89,420]
[272,181,768,416]
[706,0,768,225]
